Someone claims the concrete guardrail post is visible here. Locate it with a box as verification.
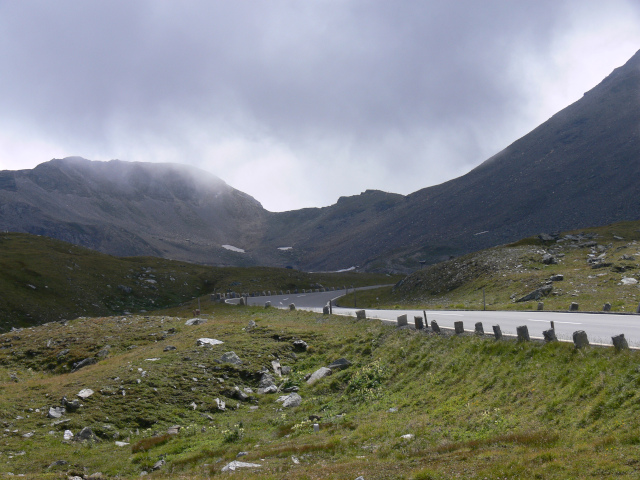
[454,321,464,334]
[543,329,557,342]
[516,325,530,342]
[492,325,502,340]
[289,303,296,311]
[475,322,484,335]
[569,302,579,311]
[397,314,408,327]
[573,330,589,348]
[612,334,629,351]
[431,320,440,333]
[414,316,424,330]
[603,303,611,312]
[355,310,366,320]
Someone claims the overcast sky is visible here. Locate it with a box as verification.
[1,1,639,211]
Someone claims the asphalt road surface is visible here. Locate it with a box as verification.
[243,288,640,347]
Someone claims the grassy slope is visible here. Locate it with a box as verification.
[0,232,399,331]
[339,220,640,313]
[3,300,640,479]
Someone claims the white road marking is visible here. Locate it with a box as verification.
[431,313,464,317]
[527,319,582,325]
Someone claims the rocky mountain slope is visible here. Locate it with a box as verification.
[1,50,639,272]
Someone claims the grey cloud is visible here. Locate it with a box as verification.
[0,0,639,210]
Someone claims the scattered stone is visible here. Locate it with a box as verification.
[474,322,484,335]
[164,345,177,352]
[115,441,130,447]
[221,461,262,472]
[258,373,277,394]
[307,367,332,385]
[196,338,223,346]
[396,314,408,327]
[185,318,206,326]
[543,329,557,342]
[292,340,308,351]
[355,310,366,320]
[63,430,74,440]
[612,334,629,351]
[77,388,94,400]
[454,321,464,334]
[282,393,302,408]
[539,233,557,242]
[117,284,132,294]
[492,325,502,340]
[47,460,67,468]
[151,459,165,471]
[57,349,70,358]
[167,425,181,435]
[96,346,110,358]
[431,320,440,333]
[621,254,636,261]
[76,427,98,442]
[272,360,282,377]
[621,277,638,285]
[291,455,300,464]
[516,284,553,303]
[573,330,589,348]
[48,406,65,419]
[247,319,257,330]
[569,302,579,311]
[71,357,98,372]
[388,407,398,413]
[220,351,242,365]
[328,358,351,371]
[281,366,292,375]
[61,397,80,412]
[550,274,564,281]
[516,325,530,342]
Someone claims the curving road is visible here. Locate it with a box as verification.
[243,288,640,347]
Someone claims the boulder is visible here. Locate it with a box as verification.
[542,253,557,265]
[71,357,98,372]
[282,393,302,408]
[307,367,332,385]
[516,284,553,303]
[292,340,308,351]
[327,358,351,371]
[76,427,98,442]
[221,461,261,472]
[185,318,206,326]
[77,388,94,400]
[220,351,242,365]
[196,338,223,346]
[48,406,65,419]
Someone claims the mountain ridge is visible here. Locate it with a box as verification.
[1,49,639,271]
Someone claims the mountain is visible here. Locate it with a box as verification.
[0,157,269,265]
[290,48,640,271]
[0,50,639,272]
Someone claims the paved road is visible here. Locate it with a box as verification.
[243,288,640,347]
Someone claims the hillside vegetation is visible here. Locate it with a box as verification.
[0,233,398,331]
[3,300,640,479]
[340,220,640,313]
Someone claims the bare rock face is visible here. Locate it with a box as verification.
[516,284,553,303]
